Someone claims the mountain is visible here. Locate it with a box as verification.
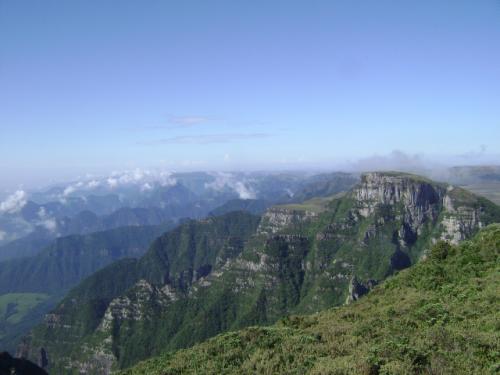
[206,172,359,217]
[0,171,359,253]
[446,165,500,185]
[122,223,500,375]
[0,202,200,262]
[19,172,500,373]
[0,231,54,262]
[290,172,359,202]
[444,165,500,205]
[208,199,271,216]
[0,222,174,352]
[0,223,175,295]
[59,206,181,236]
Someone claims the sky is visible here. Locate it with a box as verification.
[1,0,500,189]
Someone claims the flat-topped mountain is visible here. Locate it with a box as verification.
[19,172,500,373]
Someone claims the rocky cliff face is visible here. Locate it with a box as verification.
[353,173,444,244]
[258,207,317,235]
[440,190,485,244]
[345,277,378,304]
[20,173,500,374]
[354,173,443,209]
[353,172,487,245]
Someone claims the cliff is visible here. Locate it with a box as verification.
[20,172,500,374]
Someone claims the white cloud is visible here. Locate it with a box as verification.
[87,180,100,189]
[234,181,255,199]
[103,169,178,190]
[41,218,57,232]
[205,172,256,200]
[107,178,119,188]
[37,207,57,232]
[37,207,47,218]
[63,185,76,196]
[0,190,28,214]
[141,182,153,192]
[158,171,177,187]
[349,150,429,172]
[0,230,6,241]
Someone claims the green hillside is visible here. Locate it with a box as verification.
[21,173,500,373]
[123,223,500,375]
[0,223,174,352]
[0,224,174,295]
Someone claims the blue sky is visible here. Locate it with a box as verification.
[1,0,500,188]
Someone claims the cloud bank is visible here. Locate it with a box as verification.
[37,207,57,232]
[348,150,431,173]
[205,172,256,199]
[0,190,28,214]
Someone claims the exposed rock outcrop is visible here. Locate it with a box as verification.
[258,207,317,235]
[353,172,487,245]
[345,277,378,304]
[353,172,444,233]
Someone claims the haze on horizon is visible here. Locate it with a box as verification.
[1,0,500,189]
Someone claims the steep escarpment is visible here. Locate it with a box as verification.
[123,224,500,375]
[0,223,176,354]
[20,211,261,373]
[20,173,500,374]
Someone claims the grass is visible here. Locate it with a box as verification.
[0,293,49,326]
[121,224,500,375]
[278,193,346,213]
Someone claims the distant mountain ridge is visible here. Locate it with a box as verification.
[20,172,500,373]
[0,172,359,261]
[0,222,175,352]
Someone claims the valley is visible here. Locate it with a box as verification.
[14,171,500,374]
[2,3,499,373]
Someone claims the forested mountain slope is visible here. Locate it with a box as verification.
[124,223,500,375]
[21,173,500,373]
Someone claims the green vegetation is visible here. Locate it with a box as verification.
[0,293,51,351]
[122,224,500,375]
[290,172,358,203]
[0,293,58,353]
[0,223,174,352]
[209,199,271,216]
[26,212,262,373]
[0,223,173,295]
[278,193,345,213]
[24,173,500,373]
[0,294,49,326]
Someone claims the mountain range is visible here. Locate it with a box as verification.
[0,172,358,355]
[17,171,500,373]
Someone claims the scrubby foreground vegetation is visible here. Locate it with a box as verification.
[123,224,500,375]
